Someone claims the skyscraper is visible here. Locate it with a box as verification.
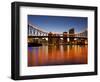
[63,32,67,44]
[48,32,53,45]
[69,28,75,43]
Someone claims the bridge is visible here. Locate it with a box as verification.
[28,23,48,36]
[28,23,87,39]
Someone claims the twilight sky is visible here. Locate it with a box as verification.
[28,15,87,33]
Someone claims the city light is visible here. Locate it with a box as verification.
[28,15,88,66]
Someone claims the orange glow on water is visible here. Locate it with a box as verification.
[28,45,88,66]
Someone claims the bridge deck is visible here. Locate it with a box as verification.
[28,36,87,39]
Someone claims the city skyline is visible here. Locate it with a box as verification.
[28,15,87,33]
[28,15,88,67]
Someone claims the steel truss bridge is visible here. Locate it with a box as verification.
[28,23,87,39]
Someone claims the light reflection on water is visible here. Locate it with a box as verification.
[28,45,88,66]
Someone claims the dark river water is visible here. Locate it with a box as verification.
[28,45,88,67]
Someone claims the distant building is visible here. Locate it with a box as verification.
[53,34,57,45]
[48,32,60,45]
[69,28,75,43]
[55,34,60,45]
[82,30,87,37]
[48,32,53,44]
[63,32,67,44]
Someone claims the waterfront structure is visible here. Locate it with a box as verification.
[69,28,75,44]
[55,34,60,45]
[48,32,53,45]
[28,24,48,36]
[48,32,60,45]
[63,32,67,44]
[28,23,88,45]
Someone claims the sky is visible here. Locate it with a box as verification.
[28,15,87,33]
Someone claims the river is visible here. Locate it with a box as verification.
[28,45,88,66]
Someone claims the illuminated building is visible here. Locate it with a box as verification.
[48,32,60,45]
[56,34,60,45]
[63,32,67,44]
[48,32,53,45]
[69,28,75,43]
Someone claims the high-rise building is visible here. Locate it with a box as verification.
[63,32,67,44]
[48,32,60,45]
[69,28,75,43]
[55,34,60,45]
[48,32,53,45]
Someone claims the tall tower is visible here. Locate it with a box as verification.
[48,32,53,45]
[63,32,67,44]
[69,28,75,43]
